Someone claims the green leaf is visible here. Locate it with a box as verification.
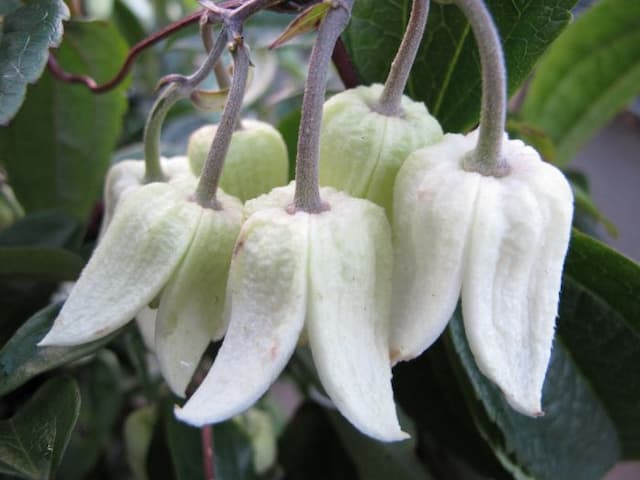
[278,402,358,480]
[0,376,81,479]
[0,0,70,124]
[521,0,640,164]
[328,409,432,480]
[343,0,577,132]
[57,351,123,480]
[0,303,122,395]
[0,211,84,343]
[0,246,84,281]
[0,20,129,220]
[124,406,157,480]
[559,231,640,457]
[161,399,205,480]
[447,310,620,480]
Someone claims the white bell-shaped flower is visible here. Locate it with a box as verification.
[176,183,408,442]
[39,176,243,397]
[391,131,573,416]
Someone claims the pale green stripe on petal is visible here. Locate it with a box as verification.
[307,190,407,442]
[39,183,200,346]
[156,192,243,397]
[176,207,309,425]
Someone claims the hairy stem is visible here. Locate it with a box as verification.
[454,0,508,176]
[293,0,355,212]
[201,19,231,89]
[195,37,251,208]
[143,84,182,182]
[376,0,430,116]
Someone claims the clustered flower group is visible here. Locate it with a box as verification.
[39,0,574,444]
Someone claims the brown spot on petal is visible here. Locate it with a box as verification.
[269,342,279,360]
[233,239,244,257]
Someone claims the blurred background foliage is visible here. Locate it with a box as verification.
[0,0,639,478]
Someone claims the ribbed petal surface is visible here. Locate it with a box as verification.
[156,190,243,396]
[390,134,479,363]
[175,206,308,425]
[307,188,407,442]
[39,182,200,346]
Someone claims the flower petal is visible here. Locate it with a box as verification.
[39,183,200,346]
[307,189,408,442]
[155,191,243,397]
[175,207,308,425]
[462,138,573,416]
[390,134,480,363]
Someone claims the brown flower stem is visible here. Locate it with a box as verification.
[201,425,216,480]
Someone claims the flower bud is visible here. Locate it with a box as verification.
[319,84,443,217]
[187,120,289,201]
[391,131,573,416]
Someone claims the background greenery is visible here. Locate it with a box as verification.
[0,0,638,478]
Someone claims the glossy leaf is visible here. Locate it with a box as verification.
[521,0,640,164]
[0,0,69,124]
[559,231,640,457]
[0,20,129,220]
[447,310,620,480]
[343,0,577,132]
[124,406,157,480]
[0,246,84,281]
[0,303,122,395]
[57,352,123,479]
[0,376,81,479]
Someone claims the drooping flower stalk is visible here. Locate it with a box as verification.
[376,0,430,116]
[293,0,355,212]
[454,0,509,176]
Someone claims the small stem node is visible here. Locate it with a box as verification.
[454,0,508,177]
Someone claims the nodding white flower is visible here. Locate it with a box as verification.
[175,183,408,443]
[99,156,192,238]
[391,131,573,416]
[39,175,244,397]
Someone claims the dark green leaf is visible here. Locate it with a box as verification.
[0,211,83,343]
[57,351,123,479]
[0,376,81,479]
[393,339,511,479]
[113,0,148,46]
[161,399,205,480]
[0,0,69,124]
[0,246,84,281]
[278,402,358,480]
[559,231,640,457]
[447,310,620,480]
[343,0,577,132]
[328,410,431,480]
[0,0,22,16]
[521,0,640,164]
[0,20,129,220]
[0,303,122,395]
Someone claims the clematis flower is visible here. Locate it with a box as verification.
[99,156,192,237]
[390,131,573,416]
[175,183,408,442]
[39,176,244,396]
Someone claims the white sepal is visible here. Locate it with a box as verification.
[39,183,200,346]
[155,191,244,397]
[175,207,309,425]
[463,139,573,416]
[307,189,408,442]
[390,134,480,363]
